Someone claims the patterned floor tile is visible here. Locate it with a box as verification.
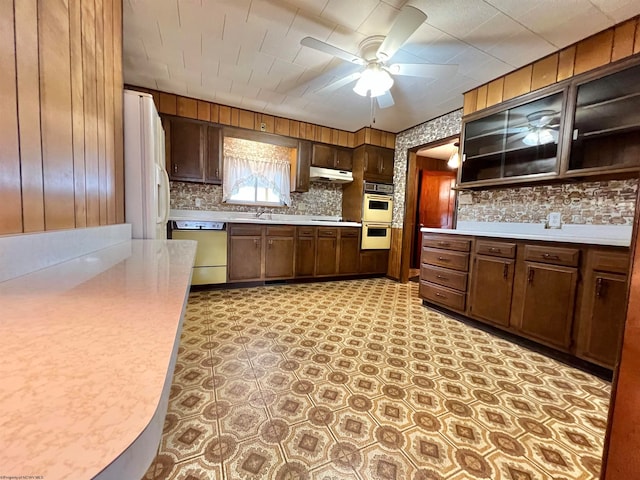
[145,278,610,480]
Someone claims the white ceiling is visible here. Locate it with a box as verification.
[123,0,640,133]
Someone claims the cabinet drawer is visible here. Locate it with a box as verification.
[524,245,580,267]
[266,226,295,236]
[318,228,338,238]
[421,264,468,291]
[420,281,466,311]
[475,240,516,259]
[297,226,316,237]
[422,235,470,252]
[590,249,630,274]
[422,247,469,271]
[228,224,263,236]
[340,227,360,238]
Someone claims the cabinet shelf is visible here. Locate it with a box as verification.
[579,91,640,110]
[464,143,558,162]
[580,122,640,138]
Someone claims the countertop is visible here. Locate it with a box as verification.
[0,239,196,479]
[421,221,633,247]
[170,209,362,227]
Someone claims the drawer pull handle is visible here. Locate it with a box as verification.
[596,278,604,298]
[489,247,501,253]
[503,263,508,280]
[528,268,535,284]
[254,239,259,248]
[435,293,447,299]
[436,275,448,280]
[437,257,450,262]
[542,253,560,260]
[438,242,450,247]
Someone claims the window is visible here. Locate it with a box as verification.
[222,137,292,206]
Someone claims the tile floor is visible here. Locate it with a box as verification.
[143,278,611,480]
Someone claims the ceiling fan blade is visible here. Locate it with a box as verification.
[390,63,458,78]
[376,90,395,109]
[300,37,364,65]
[376,5,427,61]
[316,72,362,94]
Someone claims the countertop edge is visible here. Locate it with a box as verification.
[420,227,631,247]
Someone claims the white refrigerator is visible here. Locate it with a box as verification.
[124,89,170,239]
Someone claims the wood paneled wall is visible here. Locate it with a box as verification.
[129,86,396,150]
[463,16,640,116]
[0,0,123,235]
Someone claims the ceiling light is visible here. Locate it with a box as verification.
[353,64,394,98]
[447,142,460,169]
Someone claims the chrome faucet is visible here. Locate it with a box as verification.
[255,209,267,218]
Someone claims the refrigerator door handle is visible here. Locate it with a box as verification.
[157,164,171,225]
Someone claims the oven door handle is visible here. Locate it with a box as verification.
[364,223,391,229]
[365,194,394,202]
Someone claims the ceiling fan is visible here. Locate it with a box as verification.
[300,5,458,109]
[506,110,561,146]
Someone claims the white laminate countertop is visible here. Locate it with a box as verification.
[421,221,633,247]
[170,209,362,227]
[0,238,197,480]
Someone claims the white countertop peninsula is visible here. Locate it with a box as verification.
[170,208,362,227]
[421,221,633,247]
[0,226,196,480]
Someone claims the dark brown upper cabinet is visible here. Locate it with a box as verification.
[565,62,640,175]
[163,115,222,184]
[459,58,640,188]
[311,143,353,171]
[460,90,565,187]
[363,145,395,184]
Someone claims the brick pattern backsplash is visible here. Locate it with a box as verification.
[170,181,343,217]
[457,179,639,225]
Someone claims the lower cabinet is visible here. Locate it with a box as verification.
[468,240,516,327]
[265,227,295,279]
[316,228,338,276]
[228,225,263,281]
[419,232,630,369]
[516,261,578,351]
[228,224,381,283]
[576,249,630,368]
[360,250,389,274]
[338,228,360,274]
[295,227,316,277]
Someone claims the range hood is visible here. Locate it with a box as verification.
[309,166,353,184]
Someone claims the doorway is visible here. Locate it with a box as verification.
[402,136,459,282]
[412,170,456,268]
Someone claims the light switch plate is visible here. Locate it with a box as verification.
[548,212,561,229]
[195,198,202,208]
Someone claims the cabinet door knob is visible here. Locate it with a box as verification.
[527,268,535,284]
[173,164,178,173]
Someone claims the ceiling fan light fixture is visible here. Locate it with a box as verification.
[353,65,394,97]
[522,128,555,146]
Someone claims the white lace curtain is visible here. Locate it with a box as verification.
[223,154,291,205]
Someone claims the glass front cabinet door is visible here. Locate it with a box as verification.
[460,91,565,186]
[566,62,640,173]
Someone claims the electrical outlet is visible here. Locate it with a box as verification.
[548,212,561,229]
[195,198,202,208]
[260,122,267,132]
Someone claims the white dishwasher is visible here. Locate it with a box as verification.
[171,221,227,285]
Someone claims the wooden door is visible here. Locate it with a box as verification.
[228,236,262,281]
[577,272,627,368]
[360,250,389,274]
[419,170,456,229]
[335,147,353,171]
[296,235,316,277]
[265,236,295,279]
[469,256,514,327]
[517,262,578,350]
[169,117,203,182]
[363,147,380,180]
[338,229,360,274]
[316,234,337,276]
